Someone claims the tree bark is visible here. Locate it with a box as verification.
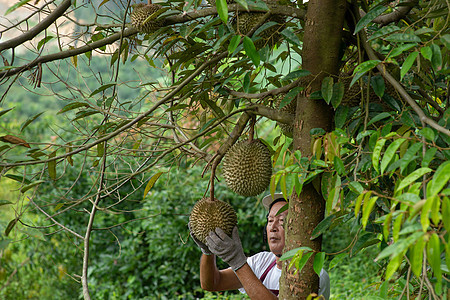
[279,0,346,299]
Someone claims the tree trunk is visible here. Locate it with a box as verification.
[279,0,346,299]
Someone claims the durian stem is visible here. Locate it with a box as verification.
[248,115,256,142]
[148,0,152,4]
[210,168,215,201]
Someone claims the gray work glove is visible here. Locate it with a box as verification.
[188,222,212,255]
[206,226,247,271]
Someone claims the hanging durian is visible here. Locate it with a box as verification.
[274,93,296,138]
[223,139,272,197]
[130,2,164,34]
[189,197,237,244]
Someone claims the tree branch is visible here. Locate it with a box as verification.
[0,3,305,79]
[369,0,418,26]
[359,30,450,137]
[225,77,305,99]
[0,0,72,53]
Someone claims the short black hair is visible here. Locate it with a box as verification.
[268,198,288,213]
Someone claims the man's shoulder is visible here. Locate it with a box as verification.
[248,251,276,265]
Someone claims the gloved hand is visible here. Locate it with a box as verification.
[206,226,247,271]
[188,222,212,255]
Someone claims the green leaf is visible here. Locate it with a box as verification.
[20,112,44,133]
[216,0,228,23]
[362,196,378,229]
[329,252,347,270]
[4,174,31,184]
[0,107,14,119]
[409,234,425,278]
[279,246,313,261]
[377,232,424,261]
[280,28,301,46]
[400,51,418,80]
[427,233,442,294]
[279,87,303,109]
[20,180,46,193]
[48,151,57,180]
[440,34,450,49]
[396,167,432,192]
[384,33,421,43]
[90,83,117,96]
[5,0,32,15]
[58,102,89,114]
[243,36,260,66]
[427,161,450,198]
[370,75,385,97]
[313,252,325,276]
[234,0,248,10]
[334,157,345,175]
[420,46,432,61]
[354,5,388,34]
[367,112,392,126]
[228,35,241,54]
[282,70,311,81]
[295,252,314,275]
[350,60,381,87]
[311,215,335,240]
[348,181,364,194]
[385,252,404,279]
[4,218,18,236]
[331,82,344,108]
[37,36,54,51]
[387,43,417,59]
[419,127,435,141]
[430,43,442,72]
[380,138,406,174]
[143,172,163,200]
[372,138,387,173]
[321,77,334,104]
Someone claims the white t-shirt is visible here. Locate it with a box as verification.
[239,251,330,299]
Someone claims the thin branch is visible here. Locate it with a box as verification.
[359,32,450,137]
[225,77,305,99]
[82,141,108,300]
[370,0,418,26]
[0,52,228,168]
[0,0,72,52]
[28,197,84,239]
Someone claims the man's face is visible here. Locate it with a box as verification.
[266,201,288,256]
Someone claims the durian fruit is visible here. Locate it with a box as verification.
[339,75,401,107]
[274,93,296,138]
[234,11,286,49]
[223,139,272,197]
[130,3,164,34]
[189,197,237,244]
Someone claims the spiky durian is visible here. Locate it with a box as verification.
[130,3,164,34]
[189,197,237,244]
[223,139,272,197]
[234,12,286,49]
[339,75,401,107]
[274,93,296,138]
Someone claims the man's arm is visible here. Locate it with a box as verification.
[200,254,277,299]
[205,227,278,299]
[234,263,278,299]
[199,254,241,291]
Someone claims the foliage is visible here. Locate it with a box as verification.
[0,0,449,298]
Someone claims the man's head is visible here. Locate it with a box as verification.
[262,193,288,256]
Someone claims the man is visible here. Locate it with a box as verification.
[190,193,330,299]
